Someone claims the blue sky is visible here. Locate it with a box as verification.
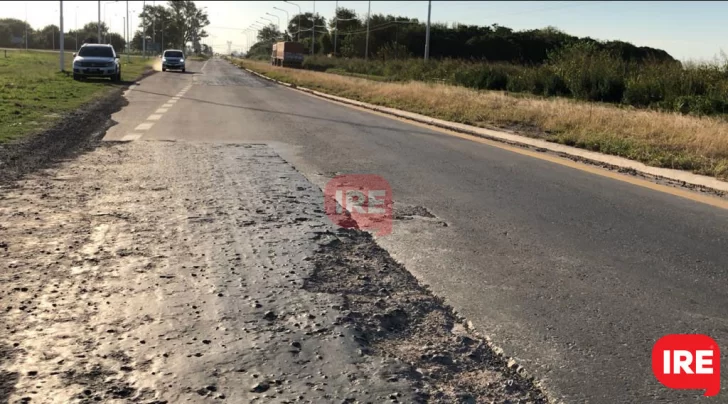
[3,1,727,62]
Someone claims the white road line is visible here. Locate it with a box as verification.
[121,133,142,141]
[201,59,210,72]
[156,108,169,114]
[171,97,180,101]
[162,103,174,108]
[147,114,162,121]
[135,122,154,131]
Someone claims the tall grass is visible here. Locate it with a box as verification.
[298,42,728,117]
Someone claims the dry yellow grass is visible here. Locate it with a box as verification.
[234,59,728,180]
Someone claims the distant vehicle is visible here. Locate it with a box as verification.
[271,42,304,68]
[72,43,121,81]
[161,49,186,72]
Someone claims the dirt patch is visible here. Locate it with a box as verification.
[305,228,548,403]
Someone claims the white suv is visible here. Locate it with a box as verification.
[72,44,121,81]
[161,49,186,72]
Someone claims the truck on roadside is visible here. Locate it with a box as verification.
[271,42,305,68]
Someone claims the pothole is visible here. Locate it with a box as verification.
[393,204,448,227]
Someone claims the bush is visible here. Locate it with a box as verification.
[549,41,626,102]
[506,65,568,96]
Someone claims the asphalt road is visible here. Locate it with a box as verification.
[104,58,728,403]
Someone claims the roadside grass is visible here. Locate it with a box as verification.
[325,68,394,82]
[234,59,728,180]
[0,50,154,143]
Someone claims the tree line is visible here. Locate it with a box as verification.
[246,7,675,65]
[0,0,209,54]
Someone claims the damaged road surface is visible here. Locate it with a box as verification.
[0,142,545,403]
[5,57,728,403]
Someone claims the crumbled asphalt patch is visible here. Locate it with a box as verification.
[306,228,548,403]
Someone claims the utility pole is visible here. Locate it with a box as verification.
[60,0,65,71]
[333,0,337,56]
[365,0,370,60]
[98,1,101,42]
[311,0,315,55]
[424,0,431,61]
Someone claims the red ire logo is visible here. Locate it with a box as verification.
[652,334,721,396]
[324,174,392,236]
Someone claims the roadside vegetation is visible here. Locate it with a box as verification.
[298,44,728,117]
[233,58,728,180]
[0,50,154,143]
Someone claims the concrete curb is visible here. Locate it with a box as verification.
[242,66,728,195]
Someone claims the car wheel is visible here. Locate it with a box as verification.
[73,73,80,80]
[162,67,166,72]
[182,68,186,73]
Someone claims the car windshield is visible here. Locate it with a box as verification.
[78,46,114,57]
[165,51,183,58]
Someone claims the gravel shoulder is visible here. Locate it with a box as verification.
[0,141,547,403]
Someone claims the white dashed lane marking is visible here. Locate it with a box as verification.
[123,81,192,141]
[121,133,142,141]
[135,122,154,131]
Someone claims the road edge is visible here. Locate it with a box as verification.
[240,66,728,197]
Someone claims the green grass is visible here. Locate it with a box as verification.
[0,50,154,143]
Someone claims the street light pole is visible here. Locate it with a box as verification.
[75,6,78,50]
[272,7,289,38]
[24,2,28,50]
[311,0,315,55]
[60,0,65,71]
[126,0,129,62]
[152,0,155,54]
[333,0,337,55]
[424,0,431,61]
[103,1,118,43]
[365,0,370,60]
[142,0,145,57]
[266,13,281,35]
[283,1,301,42]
